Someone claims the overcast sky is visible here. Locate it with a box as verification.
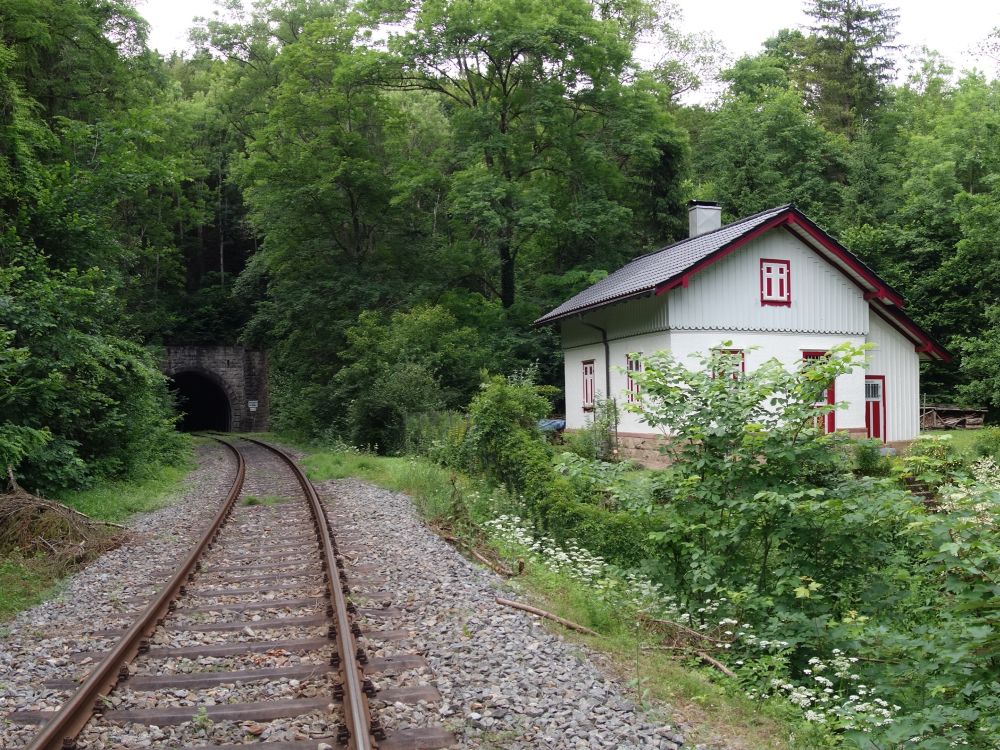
[140,0,1000,85]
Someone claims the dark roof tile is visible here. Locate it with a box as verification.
[535,204,792,324]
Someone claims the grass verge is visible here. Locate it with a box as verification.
[919,429,982,456]
[0,555,60,622]
[55,460,194,524]
[296,443,829,750]
[1,444,195,622]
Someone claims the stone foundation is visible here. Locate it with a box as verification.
[615,432,672,468]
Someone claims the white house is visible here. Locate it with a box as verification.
[536,202,949,458]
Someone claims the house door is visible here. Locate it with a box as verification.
[802,351,836,433]
[866,376,886,442]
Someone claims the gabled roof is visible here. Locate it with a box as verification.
[535,204,950,361]
[536,205,793,324]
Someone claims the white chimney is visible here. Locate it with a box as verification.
[688,200,722,237]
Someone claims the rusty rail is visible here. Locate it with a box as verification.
[244,438,376,750]
[24,437,246,750]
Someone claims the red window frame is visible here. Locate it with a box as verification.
[713,348,745,380]
[582,360,595,409]
[626,354,642,403]
[760,258,791,306]
[802,350,835,432]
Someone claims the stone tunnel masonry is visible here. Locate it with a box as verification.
[163,346,269,432]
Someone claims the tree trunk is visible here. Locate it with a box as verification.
[499,236,515,309]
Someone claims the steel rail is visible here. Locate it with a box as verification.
[244,438,375,750]
[24,437,246,750]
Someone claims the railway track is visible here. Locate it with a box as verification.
[8,437,454,750]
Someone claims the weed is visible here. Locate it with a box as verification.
[242,495,286,507]
[192,705,213,731]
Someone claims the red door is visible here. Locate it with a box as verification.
[866,376,886,442]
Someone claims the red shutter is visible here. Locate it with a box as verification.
[802,351,835,432]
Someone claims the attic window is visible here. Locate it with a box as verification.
[760,259,791,306]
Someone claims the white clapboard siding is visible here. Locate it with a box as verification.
[867,313,921,442]
[668,228,868,335]
[561,293,669,349]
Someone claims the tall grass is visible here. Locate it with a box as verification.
[56,461,194,523]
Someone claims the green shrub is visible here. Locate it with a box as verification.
[853,438,892,477]
[404,410,467,460]
[462,371,557,499]
[563,397,620,461]
[536,490,653,567]
[1,254,187,493]
[900,435,967,486]
[972,426,1000,459]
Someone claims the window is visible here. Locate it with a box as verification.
[802,350,835,432]
[582,360,595,409]
[760,258,791,306]
[626,353,643,403]
[713,348,745,380]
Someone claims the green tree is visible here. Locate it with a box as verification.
[692,87,847,225]
[955,306,1000,409]
[802,0,899,136]
[0,252,183,493]
[389,0,683,307]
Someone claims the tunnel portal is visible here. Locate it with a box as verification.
[171,371,232,432]
[162,346,269,433]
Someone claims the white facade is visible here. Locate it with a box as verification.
[560,225,926,443]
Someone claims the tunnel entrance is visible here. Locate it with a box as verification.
[170,371,231,432]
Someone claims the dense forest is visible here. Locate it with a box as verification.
[3,0,1000,488]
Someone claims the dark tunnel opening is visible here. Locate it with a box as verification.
[170,371,231,432]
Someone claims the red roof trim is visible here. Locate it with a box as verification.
[870,304,951,362]
[784,214,905,307]
[655,213,792,296]
[653,208,904,307]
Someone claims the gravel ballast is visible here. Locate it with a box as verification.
[0,441,237,749]
[324,477,685,750]
[2,442,686,749]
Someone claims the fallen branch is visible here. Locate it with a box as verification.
[639,613,730,644]
[1,488,127,564]
[495,597,599,637]
[470,548,520,577]
[441,532,520,577]
[697,651,736,678]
